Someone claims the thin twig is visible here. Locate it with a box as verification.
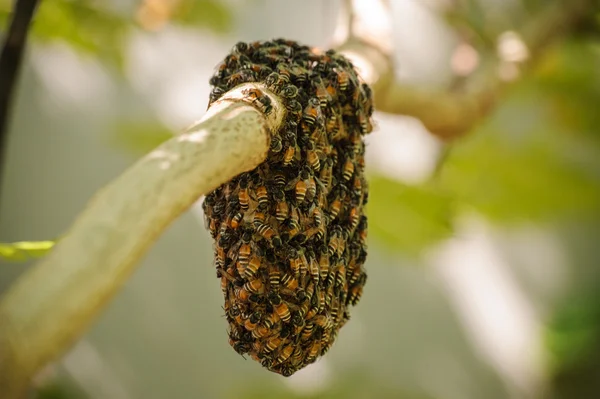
[0,0,41,195]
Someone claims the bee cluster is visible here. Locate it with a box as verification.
[202,39,373,376]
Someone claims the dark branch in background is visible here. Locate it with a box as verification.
[0,0,40,194]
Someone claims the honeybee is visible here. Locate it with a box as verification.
[328,186,347,220]
[238,177,250,210]
[289,65,308,83]
[270,135,283,153]
[290,346,304,367]
[342,157,355,181]
[274,190,288,222]
[282,138,296,166]
[264,335,283,354]
[281,84,298,100]
[253,211,266,226]
[348,263,362,285]
[348,206,360,232]
[285,169,309,204]
[301,321,315,342]
[348,283,364,306]
[244,251,263,280]
[268,292,291,323]
[276,344,294,365]
[305,340,321,364]
[314,314,333,330]
[281,273,299,290]
[271,173,287,189]
[315,83,332,107]
[302,98,321,127]
[232,41,248,53]
[227,69,255,86]
[256,223,282,248]
[319,158,333,191]
[287,248,300,277]
[242,278,265,295]
[298,251,309,280]
[291,312,304,328]
[307,249,320,284]
[306,222,326,242]
[318,245,330,280]
[288,100,303,122]
[230,339,251,357]
[268,263,281,290]
[357,109,372,135]
[328,226,342,257]
[335,263,347,290]
[244,311,261,331]
[358,215,367,244]
[265,72,282,90]
[231,233,252,275]
[305,140,321,171]
[321,329,332,355]
[244,87,273,114]
[336,69,350,92]
[256,185,269,210]
[276,65,291,84]
[215,246,226,269]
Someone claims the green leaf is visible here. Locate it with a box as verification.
[545,293,600,371]
[439,47,600,225]
[31,0,130,69]
[368,175,454,255]
[110,120,173,155]
[0,241,55,262]
[175,0,232,33]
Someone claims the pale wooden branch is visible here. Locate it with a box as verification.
[0,84,284,398]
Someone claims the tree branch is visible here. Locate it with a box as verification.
[333,0,594,140]
[0,83,284,398]
[0,0,41,198]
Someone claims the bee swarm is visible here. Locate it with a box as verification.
[203,39,372,376]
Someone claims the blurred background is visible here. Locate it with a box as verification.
[0,0,599,398]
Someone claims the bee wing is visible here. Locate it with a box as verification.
[227,239,243,262]
[284,175,301,191]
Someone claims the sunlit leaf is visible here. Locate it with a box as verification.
[0,241,55,262]
[110,120,173,155]
[439,64,600,224]
[32,0,130,69]
[368,175,454,255]
[545,292,600,371]
[175,0,232,33]
[534,40,600,136]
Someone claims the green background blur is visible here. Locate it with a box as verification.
[1,1,599,398]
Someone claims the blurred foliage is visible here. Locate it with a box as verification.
[0,0,232,70]
[545,292,600,372]
[175,0,232,32]
[34,381,87,399]
[545,291,600,399]
[110,120,172,156]
[368,175,454,256]
[227,369,435,399]
[0,240,55,262]
[438,39,600,224]
[367,37,600,255]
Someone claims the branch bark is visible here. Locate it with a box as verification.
[0,84,283,398]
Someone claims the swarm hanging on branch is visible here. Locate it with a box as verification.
[202,39,373,376]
